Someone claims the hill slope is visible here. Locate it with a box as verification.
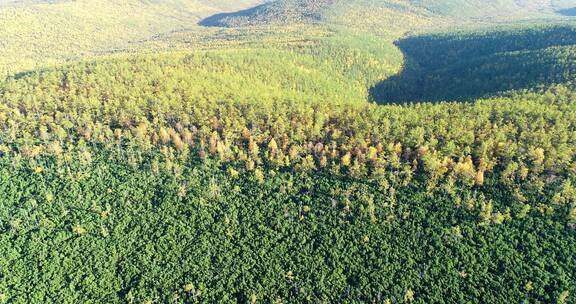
[372,22,576,103]
[200,0,335,27]
[0,41,575,302]
[199,0,574,29]
[0,0,265,77]
[2,0,573,77]
[0,0,576,303]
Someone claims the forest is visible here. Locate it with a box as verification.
[0,0,575,303]
[372,22,576,102]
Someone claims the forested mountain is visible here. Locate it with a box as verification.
[407,0,571,18]
[373,22,576,102]
[1,42,576,302]
[1,0,574,78]
[0,0,575,303]
[200,0,576,28]
[0,0,265,77]
[200,0,335,27]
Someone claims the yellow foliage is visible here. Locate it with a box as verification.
[568,207,576,223]
[72,225,87,235]
[367,146,378,161]
[475,169,485,186]
[228,167,239,178]
[183,283,194,293]
[341,152,352,167]
[254,169,265,183]
[158,128,170,144]
[268,138,278,155]
[557,290,570,304]
[404,289,415,302]
[245,159,255,171]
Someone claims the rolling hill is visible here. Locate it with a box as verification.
[1,0,574,78]
[372,21,576,103]
[1,38,575,301]
[0,0,576,303]
[199,0,336,27]
[0,0,265,78]
[199,0,576,29]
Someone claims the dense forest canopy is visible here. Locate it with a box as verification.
[0,0,266,77]
[372,22,576,102]
[0,0,575,303]
[199,0,576,28]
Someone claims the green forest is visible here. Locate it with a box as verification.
[0,0,575,303]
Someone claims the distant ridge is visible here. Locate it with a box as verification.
[199,0,335,27]
[200,0,574,28]
[558,7,576,16]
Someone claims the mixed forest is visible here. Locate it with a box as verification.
[0,0,576,303]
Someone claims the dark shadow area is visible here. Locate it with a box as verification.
[199,4,267,27]
[370,24,576,104]
[12,69,38,80]
[199,0,334,27]
[558,8,576,17]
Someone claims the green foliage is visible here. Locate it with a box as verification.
[0,1,575,302]
[136,25,404,100]
[199,0,336,27]
[373,22,576,103]
[1,51,575,209]
[200,0,567,32]
[0,0,264,78]
[0,149,574,303]
[405,0,560,18]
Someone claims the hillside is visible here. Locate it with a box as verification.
[0,0,576,303]
[1,46,576,302]
[199,0,574,29]
[127,24,405,104]
[200,0,335,27]
[0,0,265,78]
[407,0,567,18]
[372,22,576,103]
[1,0,573,78]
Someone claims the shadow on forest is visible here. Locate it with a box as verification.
[558,8,576,17]
[370,25,576,104]
[199,4,265,27]
[12,69,37,80]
